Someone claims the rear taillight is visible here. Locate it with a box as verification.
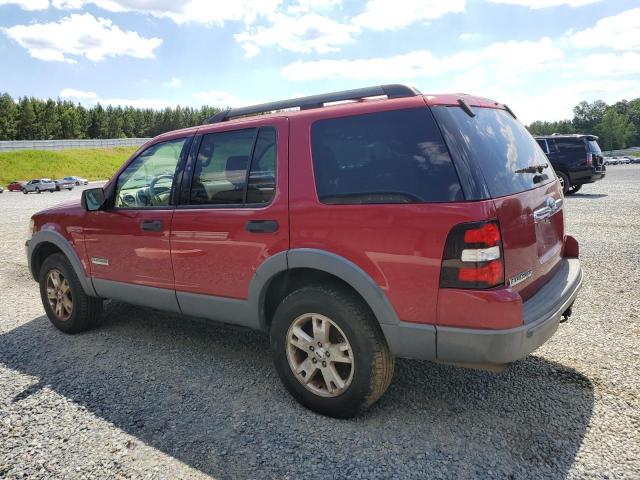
[586,152,593,166]
[440,220,505,289]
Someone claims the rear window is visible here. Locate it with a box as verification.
[311,108,463,204]
[587,140,601,153]
[432,106,554,198]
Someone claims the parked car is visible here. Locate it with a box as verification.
[7,181,25,191]
[534,134,606,194]
[54,179,75,191]
[23,179,56,194]
[26,85,583,418]
[63,176,88,186]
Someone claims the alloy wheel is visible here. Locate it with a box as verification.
[46,269,73,321]
[286,313,354,397]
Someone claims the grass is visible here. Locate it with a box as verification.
[0,146,138,186]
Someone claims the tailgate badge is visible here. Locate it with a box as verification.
[508,270,532,287]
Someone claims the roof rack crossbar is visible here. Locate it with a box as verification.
[204,84,421,124]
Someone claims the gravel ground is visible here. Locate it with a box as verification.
[1,169,639,480]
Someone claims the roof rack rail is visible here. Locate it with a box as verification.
[204,84,421,124]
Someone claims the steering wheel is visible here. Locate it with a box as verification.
[149,174,174,205]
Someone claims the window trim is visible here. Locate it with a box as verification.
[110,135,192,211]
[179,126,278,209]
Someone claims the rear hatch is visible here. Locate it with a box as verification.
[431,104,564,300]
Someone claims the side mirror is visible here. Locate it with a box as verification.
[81,187,106,211]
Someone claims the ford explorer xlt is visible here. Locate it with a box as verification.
[26,85,583,418]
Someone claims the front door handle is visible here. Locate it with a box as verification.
[140,219,164,232]
[246,220,279,233]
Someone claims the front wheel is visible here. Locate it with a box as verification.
[39,253,103,333]
[22,189,28,194]
[36,188,41,194]
[270,285,394,418]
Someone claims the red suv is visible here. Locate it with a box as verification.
[26,85,582,418]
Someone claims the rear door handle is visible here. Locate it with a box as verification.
[246,220,279,233]
[140,219,164,232]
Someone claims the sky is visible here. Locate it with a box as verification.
[0,0,639,124]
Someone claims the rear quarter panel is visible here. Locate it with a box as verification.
[288,98,497,325]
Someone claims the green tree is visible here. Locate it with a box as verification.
[596,108,637,150]
[572,99,607,133]
[0,93,18,140]
[17,97,37,140]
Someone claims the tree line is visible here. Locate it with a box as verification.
[0,93,222,141]
[0,91,638,151]
[527,97,639,151]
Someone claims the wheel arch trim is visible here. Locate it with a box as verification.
[251,248,401,330]
[28,230,97,296]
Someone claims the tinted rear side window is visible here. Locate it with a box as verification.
[432,106,554,198]
[554,138,586,153]
[311,108,463,204]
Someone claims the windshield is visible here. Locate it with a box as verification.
[431,106,554,198]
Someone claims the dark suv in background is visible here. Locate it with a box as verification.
[535,134,605,194]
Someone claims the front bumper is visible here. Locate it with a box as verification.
[436,258,582,364]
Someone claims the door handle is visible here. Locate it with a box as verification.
[140,219,164,232]
[246,220,279,233]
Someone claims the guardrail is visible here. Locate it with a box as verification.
[602,146,640,156]
[0,138,150,152]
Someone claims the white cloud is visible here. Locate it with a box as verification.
[354,0,465,30]
[193,90,244,107]
[281,37,562,81]
[569,7,640,51]
[235,12,358,57]
[49,0,282,25]
[459,32,474,40]
[486,0,603,8]
[2,13,162,62]
[504,79,640,124]
[165,77,182,88]
[287,0,341,15]
[60,88,98,99]
[0,0,48,9]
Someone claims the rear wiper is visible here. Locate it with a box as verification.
[514,164,549,174]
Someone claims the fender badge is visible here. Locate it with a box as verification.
[90,257,110,266]
[508,270,532,287]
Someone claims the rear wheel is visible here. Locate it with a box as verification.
[270,284,394,418]
[556,171,570,195]
[567,184,582,195]
[39,253,103,333]
[36,188,41,194]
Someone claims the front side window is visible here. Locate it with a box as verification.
[115,138,186,208]
[189,127,277,205]
[311,108,463,204]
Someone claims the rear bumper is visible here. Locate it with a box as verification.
[571,167,605,185]
[385,258,582,364]
[436,258,582,364]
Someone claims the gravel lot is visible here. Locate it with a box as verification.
[1,169,639,480]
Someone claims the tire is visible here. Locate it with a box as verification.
[22,189,27,194]
[270,284,394,418]
[556,171,570,195]
[36,188,41,194]
[39,253,103,334]
[567,184,582,195]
